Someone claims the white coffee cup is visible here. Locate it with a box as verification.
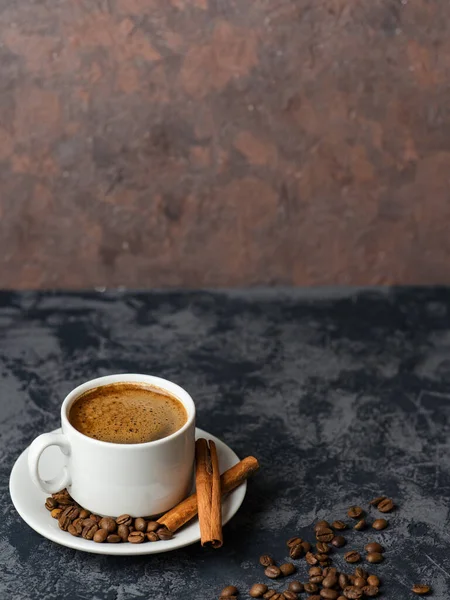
[27,374,196,517]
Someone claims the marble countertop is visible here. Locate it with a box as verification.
[1,288,449,599]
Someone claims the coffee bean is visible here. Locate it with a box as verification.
[412,584,431,595]
[51,508,62,519]
[314,520,331,531]
[287,536,302,548]
[316,527,334,542]
[82,521,99,540]
[347,506,363,519]
[348,575,356,585]
[301,541,312,552]
[369,496,386,507]
[89,514,101,524]
[323,567,337,578]
[316,542,330,553]
[372,519,388,530]
[59,506,79,531]
[262,590,276,599]
[306,552,319,565]
[320,590,339,600]
[354,578,366,588]
[68,519,83,537]
[365,542,384,553]
[367,575,380,587]
[316,553,330,563]
[344,551,361,564]
[283,591,298,600]
[265,566,281,579]
[377,498,394,513]
[146,521,160,532]
[309,596,321,600]
[93,529,108,543]
[157,526,173,540]
[288,582,303,593]
[79,509,90,520]
[310,576,324,584]
[280,563,295,577]
[107,534,121,543]
[219,597,237,600]
[134,517,147,532]
[304,583,318,593]
[269,595,282,600]
[45,497,58,511]
[220,586,238,597]
[117,524,130,542]
[128,531,145,543]
[260,555,275,567]
[309,567,323,577]
[116,514,133,526]
[99,517,117,533]
[322,575,338,588]
[337,597,346,600]
[362,586,379,597]
[339,574,349,590]
[52,490,73,505]
[331,535,346,548]
[353,519,366,531]
[146,531,159,542]
[343,587,362,599]
[332,520,347,530]
[366,552,383,564]
[249,584,268,598]
[289,544,303,559]
[354,568,367,579]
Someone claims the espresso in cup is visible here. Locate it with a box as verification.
[69,382,187,444]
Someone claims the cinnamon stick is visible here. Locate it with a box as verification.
[195,438,222,547]
[157,455,259,533]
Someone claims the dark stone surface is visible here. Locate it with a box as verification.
[2,1,450,287]
[1,288,450,599]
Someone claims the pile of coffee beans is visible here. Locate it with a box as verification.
[218,497,432,599]
[45,489,173,543]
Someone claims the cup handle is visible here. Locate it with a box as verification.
[27,432,72,494]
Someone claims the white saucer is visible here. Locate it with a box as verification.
[9,427,246,555]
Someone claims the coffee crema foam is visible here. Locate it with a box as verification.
[69,382,188,444]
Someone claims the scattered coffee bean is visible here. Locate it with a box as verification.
[316,542,330,553]
[353,519,366,531]
[337,597,346,600]
[344,551,361,564]
[249,584,268,598]
[51,508,62,519]
[316,527,334,542]
[288,581,304,593]
[377,498,394,513]
[116,514,133,526]
[412,584,431,595]
[82,521,99,540]
[309,567,323,577]
[365,542,384,553]
[134,517,147,532]
[367,575,380,587]
[289,543,303,559]
[128,531,145,543]
[93,528,108,543]
[322,575,338,588]
[347,506,363,519]
[157,526,173,540]
[59,506,78,531]
[348,575,356,585]
[314,520,331,531]
[270,595,282,600]
[107,534,121,543]
[320,590,339,600]
[304,582,319,593]
[52,490,73,505]
[369,496,386,507]
[286,536,302,548]
[283,591,298,600]
[354,568,367,579]
[309,596,321,600]
[366,552,383,564]
[332,520,347,530]
[89,514,101,524]
[68,519,83,537]
[45,497,58,511]
[117,524,130,542]
[301,541,312,552]
[362,586,379,597]
[280,563,296,577]
[220,586,238,597]
[354,577,366,588]
[339,574,349,589]
[260,555,275,567]
[146,520,160,532]
[310,575,324,584]
[331,535,346,548]
[99,517,116,533]
[343,587,362,599]
[306,552,319,565]
[316,553,330,563]
[147,531,159,542]
[79,509,90,520]
[265,566,281,579]
[372,519,388,530]
[263,590,276,599]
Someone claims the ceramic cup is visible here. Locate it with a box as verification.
[27,374,196,517]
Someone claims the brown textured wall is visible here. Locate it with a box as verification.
[1,0,450,288]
